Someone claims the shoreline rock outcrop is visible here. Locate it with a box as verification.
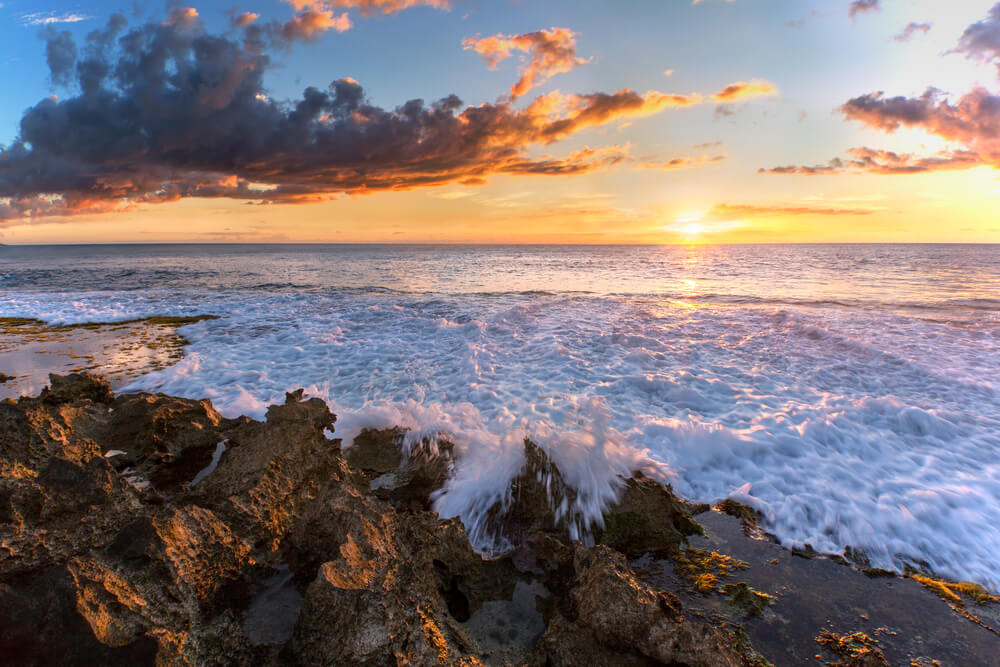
[0,373,763,665]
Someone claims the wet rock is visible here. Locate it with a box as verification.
[597,472,703,556]
[530,612,659,666]
[244,565,302,646]
[1,377,768,667]
[0,373,12,384]
[531,545,745,666]
[346,427,455,510]
[345,427,405,472]
[721,581,772,618]
[40,372,113,405]
[463,580,548,665]
[486,443,703,562]
[484,440,579,550]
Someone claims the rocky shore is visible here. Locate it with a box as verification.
[1,374,997,665]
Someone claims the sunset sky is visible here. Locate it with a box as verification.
[0,0,999,244]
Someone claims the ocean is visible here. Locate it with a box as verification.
[2,243,998,590]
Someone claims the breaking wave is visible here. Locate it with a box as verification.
[2,244,999,589]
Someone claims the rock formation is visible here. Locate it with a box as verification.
[0,373,761,666]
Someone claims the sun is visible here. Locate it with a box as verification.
[681,223,704,237]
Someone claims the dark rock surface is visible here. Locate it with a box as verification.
[0,374,763,666]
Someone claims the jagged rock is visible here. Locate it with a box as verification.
[185,390,346,554]
[67,505,259,664]
[40,372,113,405]
[597,472,703,556]
[0,455,143,578]
[78,392,244,493]
[287,489,486,665]
[0,393,104,470]
[535,545,745,667]
[487,442,702,562]
[345,427,406,471]
[484,440,578,550]
[346,428,455,510]
[1,376,767,667]
[0,373,12,384]
[0,565,160,665]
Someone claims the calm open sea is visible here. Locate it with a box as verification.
[2,243,999,589]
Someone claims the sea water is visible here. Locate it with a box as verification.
[2,243,998,589]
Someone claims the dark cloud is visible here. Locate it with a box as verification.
[1,11,749,222]
[893,22,931,43]
[759,160,843,175]
[43,28,77,86]
[955,3,1000,75]
[848,0,880,19]
[840,88,1000,160]
[714,104,735,118]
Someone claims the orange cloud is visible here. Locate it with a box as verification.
[709,203,876,217]
[639,154,727,170]
[0,11,778,223]
[280,8,352,40]
[233,12,260,27]
[710,80,778,102]
[760,147,983,175]
[463,28,590,100]
[164,7,199,27]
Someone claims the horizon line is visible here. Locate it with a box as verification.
[3,241,1000,247]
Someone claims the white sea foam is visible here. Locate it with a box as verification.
[2,285,999,590]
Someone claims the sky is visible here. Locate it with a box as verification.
[0,0,998,244]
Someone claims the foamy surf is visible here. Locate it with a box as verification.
[2,244,998,592]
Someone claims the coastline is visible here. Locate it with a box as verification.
[0,316,215,401]
[0,373,996,665]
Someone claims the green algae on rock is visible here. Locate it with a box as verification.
[721,582,772,618]
[0,316,217,401]
[815,630,889,667]
[670,546,749,595]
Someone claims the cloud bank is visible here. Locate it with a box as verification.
[0,11,773,222]
[762,5,1000,176]
[955,3,1000,75]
